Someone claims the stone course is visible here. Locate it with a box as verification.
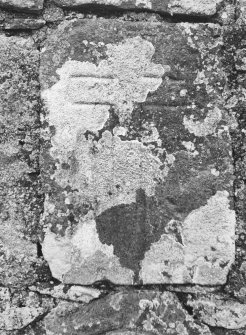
[0,0,44,13]
[53,0,224,17]
[0,0,245,334]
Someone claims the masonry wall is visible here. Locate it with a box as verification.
[0,0,246,334]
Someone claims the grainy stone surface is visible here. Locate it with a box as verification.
[0,0,44,13]
[40,19,235,286]
[0,35,45,288]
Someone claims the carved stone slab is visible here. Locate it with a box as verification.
[40,19,236,285]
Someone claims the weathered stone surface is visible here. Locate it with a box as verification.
[0,0,43,13]
[40,19,235,286]
[0,35,43,288]
[44,290,212,335]
[53,0,224,17]
[188,294,246,330]
[4,18,45,30]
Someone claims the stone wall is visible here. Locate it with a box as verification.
[0,0,246,334]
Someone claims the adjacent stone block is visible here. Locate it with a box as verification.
[0,0,44,13]
[40,19,236,285]
[0,35,42,287]
[44,290,212,335]
[54,0,224,16]
[188,294,246,329]
[0,288,54,331]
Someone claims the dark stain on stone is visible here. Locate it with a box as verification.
[96,188,152,278]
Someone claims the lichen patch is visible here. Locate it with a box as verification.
[42,36,167,151]
[51,131,164,215]
[183,190,235,285]
[183,107,222,137]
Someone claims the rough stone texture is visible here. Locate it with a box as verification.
[40,19,235,286]
[44,290,212,335]
[53,0,224,17]
[0,0,44,13]
[0,35,45,288]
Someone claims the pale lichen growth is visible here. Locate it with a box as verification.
[51,131,164,215]
[183,107,222,137]
[139,234,187,284]
[42,36,167,144]
[182,141,199,156]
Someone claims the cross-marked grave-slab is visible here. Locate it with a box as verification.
[40,19,235,285]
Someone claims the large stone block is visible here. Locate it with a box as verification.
[40,19,236,285]
[53,0,224,16]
